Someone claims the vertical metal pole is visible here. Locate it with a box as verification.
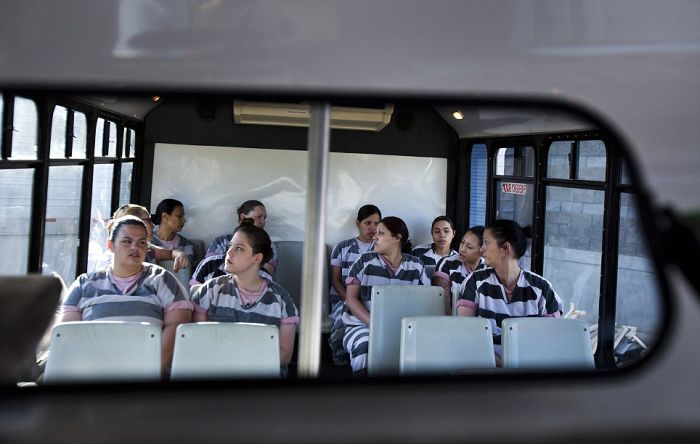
[297,102,330,378]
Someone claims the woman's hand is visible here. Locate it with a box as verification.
[172,250,190,272]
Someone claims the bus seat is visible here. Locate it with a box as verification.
[43,321,161,383]
[274,241,332,333]
[157,260,191,290]
[0,276,63,383]
[368,285,444,376]
[273,241,304,309]
[424,265,436,279]
[170,322,280,380]
[501,317,595,370]
[400,316,496,375]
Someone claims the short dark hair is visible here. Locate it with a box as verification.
[486,219,531,259]
[380,216,412,253]
[237,200,265,220]
[109,215,148,241]
[152,198,183,225]
[356,204,381,222]
[234,218,273,264]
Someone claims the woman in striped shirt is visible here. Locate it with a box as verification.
[411,216,458,266]
[433,225,486,315]
[342,216,430,374]
[328,204,382,365]
[63,215,193,373]
[151,198,195,264]
[191,219,299,370]
[458,220,563,357]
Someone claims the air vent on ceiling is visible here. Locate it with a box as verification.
[233,101,394,131]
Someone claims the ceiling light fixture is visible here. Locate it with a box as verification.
[452,110,464,120]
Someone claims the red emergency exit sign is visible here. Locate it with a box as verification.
[501,182,527,195]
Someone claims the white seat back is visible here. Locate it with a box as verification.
[368,285,444,376]
[44,321,161,383]
[170,322,280,380]
[400,316,495,374]
[157,259,191,290]
[501,317,595,369]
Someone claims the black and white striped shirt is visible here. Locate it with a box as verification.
[458,267,563,339]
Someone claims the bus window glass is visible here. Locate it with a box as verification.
[0,169,33,275]
[50,106,68,159]
[495,179,533,269]
[121,128,128,158]
[469,143,487,227]
[10,97,38,160]
[72,111,87,159]
[43,166,83,283]
[495,146,534,177]
[547,141,572,179]
[119,162,133,208]
[620,160,631,185]
[87,164,113,272]
[615,192,661,367]
[94,118,105,157]
[129,129,136,158]
[577,140,606,181]
[107,121,117,157]
[543,186,604,327]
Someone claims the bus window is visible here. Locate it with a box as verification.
[577,140,606,181]
[543,139,607,342]
[72,112,87,159]
[615,193,661,366]
[0,169,33,275]
[9,97,38,160]
[93,119,118,158]
[469,143,487,227]
[543,185,605,328]
[49,106,68,159]
[119,162,133,209]
[494,145,535,269]
[87,164,114,272]
[42,166,83,283]
[547,141,573,180]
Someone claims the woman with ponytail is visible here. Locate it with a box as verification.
[457,220,563,356]
[151,198,195,264]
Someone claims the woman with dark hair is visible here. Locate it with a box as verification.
[152,198,195,264]
[191,219,298,371]
[342,216,430,373]
[458,219,563,352]
[433,225,487,315]
[62,215,193,373]
[327,204,382,365]
[411,216,458,266]
[206,199,278,275]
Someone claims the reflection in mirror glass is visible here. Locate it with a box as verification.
[0,93,665,383]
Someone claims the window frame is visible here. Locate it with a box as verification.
[0,92,142,279]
